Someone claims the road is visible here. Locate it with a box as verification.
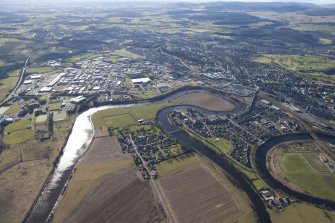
[259,91,335,161]
[128,134,177,223]
[0,56,30,106]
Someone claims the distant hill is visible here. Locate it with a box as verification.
[203,2,318,12]
[303,8,335,16]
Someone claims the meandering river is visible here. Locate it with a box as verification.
[24,88,335,223]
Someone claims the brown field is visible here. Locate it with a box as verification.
[52,136,134,223]
[158,165,243,223]
[0,160,51,223]
[171,92,235,111]
[62,167,165,223]
[82,136,130,163]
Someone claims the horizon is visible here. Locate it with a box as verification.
[0,0,334,6]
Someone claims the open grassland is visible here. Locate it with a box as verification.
[3,119,35,144]
[209,137,232,154]
[0,160,51,223]
[92,102,171,137]
[252,54,335,72]
[104,113,136,129]
[301,72,335,84]
[0,69,20,101]
[0,148,20,171]
[111,48,144,59]
[158,165,245,223]
[280,152,335,200]
[4,104,22,115]
[171,92,235,111]
[53,136,134,222]
[26,67,53,74]
[270,202,335,223]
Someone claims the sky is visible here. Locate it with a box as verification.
[1,0,334,6]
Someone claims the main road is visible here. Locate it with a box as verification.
[0,56,30,106]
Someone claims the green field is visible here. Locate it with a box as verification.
[92,102,171,136]
[104,113,136,129]
[270,202,335,223]
[3,119,35,144]
[48,102,61,111]
[208,137,232,154]
[156,153,201,177]
[111,48,143,59]
[253,54,335,72]
[26,67,53,74]
[0,69,20,101]
[281,152,335,200]
[35,114,48,124]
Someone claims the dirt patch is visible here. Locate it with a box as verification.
[158,165,243,223]
[171,92,235,112]
[82,136,130,164]
[63,167,165,223]
[0,160,51,223]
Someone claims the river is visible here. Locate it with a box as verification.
[24,88,335,223]
[255,133,335,209]
[24,89,244,223]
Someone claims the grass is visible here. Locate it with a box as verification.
[92,102,171,137]
[0,69,20,101]
[26,67,53,74]
[319,38,332,45]
[251,178,267,190]
[110,48,143,59]
[0,38,19,44]
[21,146,50,161]
[253,54,335,72]
[0,149,19,170]
[269,202,335,223]
[35,114,48,124]
[208,137,232,154]
[3,119,35,144]
[104,113,136,129]
[48,102,61,111]
[3,129,35,145]
[281,152,335,200]
[4,104,23,115]
[301,72,335,84]
[0,107,9,114]
[156,153,201,177]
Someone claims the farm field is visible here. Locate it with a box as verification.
[280,152,335,200]
[61,167,165,223]
[158,165,246,223]
[171,92,235,111]
[156,152,202,177]
[269,149,335,201]
[92,102,171,137]
[270,202,335,223]
[52,136,136,222]
[252,54,335,72]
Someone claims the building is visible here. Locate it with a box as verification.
[70,96,86,104]
[131,77,151,87]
